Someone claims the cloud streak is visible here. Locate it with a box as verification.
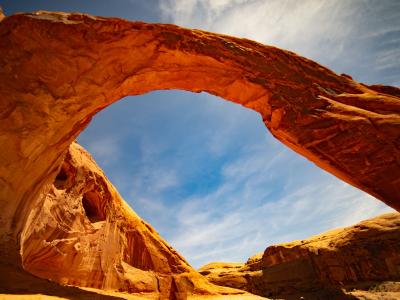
[160,0,400,86]
[166,142,394,267]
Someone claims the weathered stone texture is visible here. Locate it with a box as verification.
[200,213,400,299]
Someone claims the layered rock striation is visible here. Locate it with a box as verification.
[18,142,245,298]
[200,213,400,299]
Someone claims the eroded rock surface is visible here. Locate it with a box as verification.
[198,254,264,292]
[18,142,247,298]
[200,213,400,299]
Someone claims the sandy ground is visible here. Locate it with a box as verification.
[0,262,267,300]
[0,295,267,300]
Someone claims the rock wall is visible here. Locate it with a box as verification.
[199,261,258,291]
[200,213,400,299]
[19,142,243,298]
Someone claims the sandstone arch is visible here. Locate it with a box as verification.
[0,10,400,287]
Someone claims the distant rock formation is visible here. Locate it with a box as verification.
[0,10,399,299]
[199,213,400,299]
[199,255,263,292]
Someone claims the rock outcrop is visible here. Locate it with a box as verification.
[200,213,400,299]
[17,141,249,298]
[0,10,399,299]
[199,262,255,292]
[199,254,263,292]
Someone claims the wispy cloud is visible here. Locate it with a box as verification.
[167,144,394,267]
[128,165,180,227]
[160,0,400,86]
[80,136,122,167]
[131,164,179,195]
[160,0,351,57]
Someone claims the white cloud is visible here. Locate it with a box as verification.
[375,48,400,71]
[160,0,352,60]
[128,161,180,218]
[160,0,400,85]
[136,168,179,194]
[134,196,167,214]
[81,136,121,167]
[165,144,394,268]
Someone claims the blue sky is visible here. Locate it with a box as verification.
[4,1,399,268]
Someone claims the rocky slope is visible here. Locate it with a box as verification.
[200,213,400,299]
[12,142,250,299]
[0,10,399,299]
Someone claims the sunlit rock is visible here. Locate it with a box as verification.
[19,142,248,298]
[200,213,400,299]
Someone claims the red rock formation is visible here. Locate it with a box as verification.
[0,10,399,298]
[18,142,249,298]
[200,213,400,299]
[199,262,256,291]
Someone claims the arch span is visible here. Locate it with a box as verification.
[0,11,400,267]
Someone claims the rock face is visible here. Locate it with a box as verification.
[200,213,400,299]
[199,261,257,291]
[18,141,244,298]
[198,253,265,292]
[0,10,399,298]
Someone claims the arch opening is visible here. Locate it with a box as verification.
[76,90,395,268]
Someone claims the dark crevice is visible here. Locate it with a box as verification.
[82,191,106,223]
[54,164,68,189]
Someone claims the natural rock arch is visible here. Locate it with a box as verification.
[0,10,400,278]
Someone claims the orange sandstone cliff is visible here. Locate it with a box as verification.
[199,213,400,299]
[0,141,262,299]
[0,10,400,299]
[20,142,245,298]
